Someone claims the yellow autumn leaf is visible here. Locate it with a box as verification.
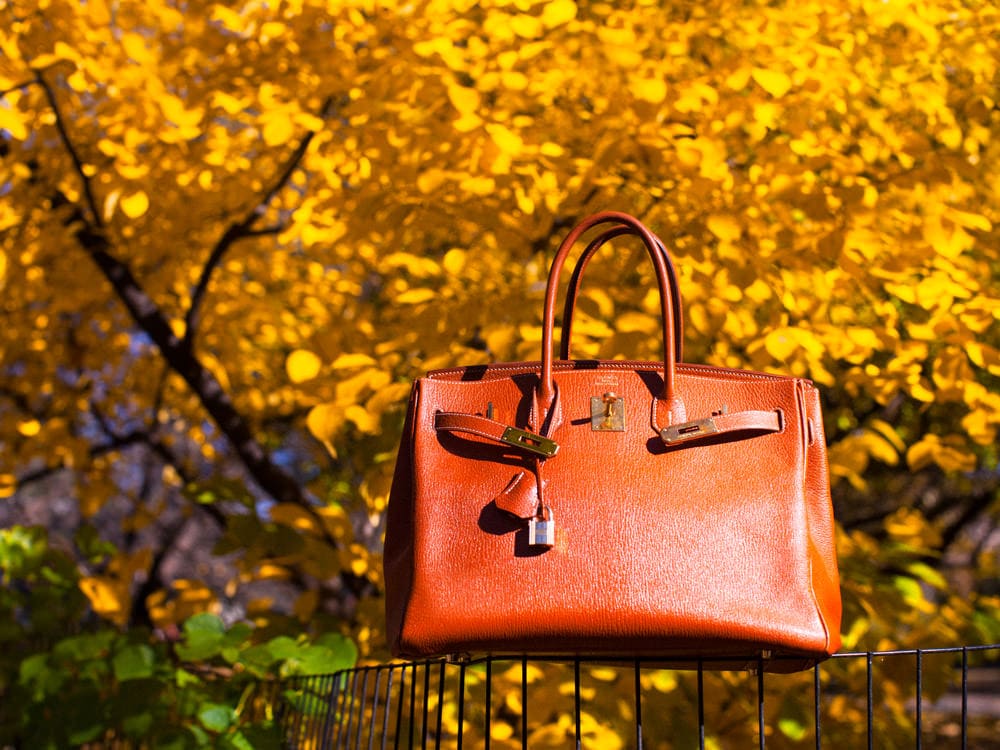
[447,83,480,115]
[509,13,543,38]
[286,349,322,383]
[120,191,149,219]
[158,94,202,129]
[752,68,792,97]
[961,409,996,446]
[631,77,668,104]
[262,112,295,146]
[706,214,741,242]
[0,105,28,140]
[459,175,496,195]
[345,403,379,433]
[906,434,976,473]
[0,474,16,499]
[331,352,377,369]
[946,208,992,232]
[485,123,523,155]
[306,404,340,455]
[442,248,466,274]
[965,342,1000,375]
[860,430,899,466]
[396,288,437,304]
[417,168,448,194]
[542,0,577,27]
[269,503,320,534]
[762,328,799,361]
[79,576,128,624]
[120,32,153,64]
[17,419,41,436]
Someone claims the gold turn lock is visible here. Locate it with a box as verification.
[660,417,719,445]
[499,427,559,457]
[591,392,625,432]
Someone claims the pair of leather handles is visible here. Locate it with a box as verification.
[541,212,685,411]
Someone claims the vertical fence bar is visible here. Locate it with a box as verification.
[421,663,431,750]
[866,652,874,750]
[813,664,821,750]
[319,673,342,750]
[311,675,329,747]
[757,658,765,750]
[914,650,922,750]
[433,661,446,750]
[407,663,418,750]
[366,667,384,750]
[521,657,528,750]
[961,648,968,750]
[697,660,705,750]
[457,662,467,750]
[284,676,304,747]
[393,665,407,750]
[574,659,582,750]
[356,668,373,750]
[380,667,396,750]
[339,669,361,750]
[484,658,493,750]
[634,659,643,750]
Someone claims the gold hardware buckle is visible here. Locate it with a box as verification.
[660,417,719,445]
[500,427,559,457]
[591,392,625,432]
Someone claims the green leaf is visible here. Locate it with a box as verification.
[198,702,234,733]
[52,631,115,661]
[121,709,154,737]
[18,652,50,685]
[778,717,808,741]
[112,644,156,681]
[222,730,257,750]
[264,635,300,660]
[237,643,278,677]
[177,613,226,661]
[175,667,202,688]
[184,612,225,636]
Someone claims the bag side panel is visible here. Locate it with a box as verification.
[383,381,422,656]
[802,383,843,653]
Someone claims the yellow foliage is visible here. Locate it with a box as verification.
[3,4,1000,732]
[286,349,322,383]
[147,579,220,629]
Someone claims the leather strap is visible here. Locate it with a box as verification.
[660,410,782,446]
[560,224,683,362]
[540,212,682,417]
[435,412,559,458]
[436,409,781,452]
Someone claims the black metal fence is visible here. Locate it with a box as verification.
[274,645,1000,749]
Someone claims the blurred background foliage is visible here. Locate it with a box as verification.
[1,0,999,745]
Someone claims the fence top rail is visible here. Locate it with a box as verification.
[278,643,1000,683]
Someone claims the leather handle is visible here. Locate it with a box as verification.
[559,224,684,362]
[540,212,681,412]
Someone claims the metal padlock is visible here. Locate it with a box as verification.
[527,505,555,548]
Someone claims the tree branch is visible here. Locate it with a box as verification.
[1,77,35,97]
[182,95,335,349]
[36,79,340,548]
[34,70,102,228]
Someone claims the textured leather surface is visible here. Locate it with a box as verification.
[383,212,843,671]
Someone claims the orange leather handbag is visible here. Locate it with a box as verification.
[384,212,842,671]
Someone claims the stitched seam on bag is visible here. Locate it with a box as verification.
[437,424,498,441]
[426,362,802,384]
